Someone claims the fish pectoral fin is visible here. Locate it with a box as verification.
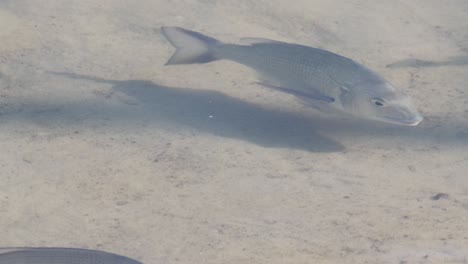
[240,37,287,46]
[255,82,335,103]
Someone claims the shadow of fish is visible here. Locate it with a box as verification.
[0,248,142,264]
[161,26,423,126]
[46,71,345,153]
[386,56,468,68]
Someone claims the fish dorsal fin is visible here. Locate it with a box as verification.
[240,37,286,45]
[0,248,24,255]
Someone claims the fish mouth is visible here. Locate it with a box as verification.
[383,114,423,126]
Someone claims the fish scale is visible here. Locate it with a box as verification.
[0,248,142,264]
[217,43,357,98]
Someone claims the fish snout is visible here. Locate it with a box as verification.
[383,106,423,126]
[400,112,423,126]
[382,94,424,126]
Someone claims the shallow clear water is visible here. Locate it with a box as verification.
[0,1,467,263]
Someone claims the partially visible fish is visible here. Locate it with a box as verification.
[0,247,142,264]
[161,26,423,126]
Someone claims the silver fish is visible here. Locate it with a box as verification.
[161,26,423,126]
[0,248,142,264]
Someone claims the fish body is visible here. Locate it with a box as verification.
[0,248,142,264]
[161,26,423,126]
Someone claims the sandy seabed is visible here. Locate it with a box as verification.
[0,1,467,263]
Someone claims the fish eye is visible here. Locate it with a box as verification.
[371,98,386,107]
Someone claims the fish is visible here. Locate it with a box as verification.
[161,26,423,126]
[0,247,142,264]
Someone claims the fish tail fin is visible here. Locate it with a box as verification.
[161,26,222,65]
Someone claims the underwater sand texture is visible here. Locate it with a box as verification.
[0,1,467,263]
